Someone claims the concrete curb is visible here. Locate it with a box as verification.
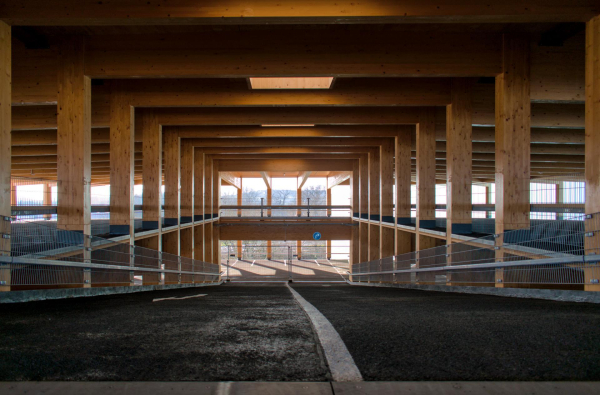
[347,281,600,304]
[0,282,223,304]
[287,284,363,382]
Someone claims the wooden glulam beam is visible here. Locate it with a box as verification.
[219,159,355,172]
[297,171,311,190]
[221,172,241,189]
[11,104,586,131]
[327,172,351,189]
[259,171,271,189]
[9,125,587,145]
[12,30,586,105]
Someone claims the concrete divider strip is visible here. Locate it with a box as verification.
[287,284,363,382]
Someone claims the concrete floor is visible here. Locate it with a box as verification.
[1,283,600,383]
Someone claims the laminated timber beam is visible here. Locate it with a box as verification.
[11,104,586,131]
[327,172,352,189]
[221,172,241,189]
[259,172,271,190]
[12,30,587,105]
[10,125,587,146]
[2,0,598,25]
[218,159,355,172]
[297,172,311,190]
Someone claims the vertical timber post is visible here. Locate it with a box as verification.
[495,34,531,288]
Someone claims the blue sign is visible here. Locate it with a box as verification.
[313,232,322,240]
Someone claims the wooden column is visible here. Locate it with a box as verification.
[585,16,600,291]
[141,112,161,231]
[266,185,272,259]
[237,180,242,217]
[193,149,204,222]
[326,188,332,217]
[204,222,212,262]
[57,36,91,236]
[109,81,134,237]
[396,126,413,255]
[0,22,10,291]
[495,34,531,288]
[212,224,220,265]
[416,108,437,251]
[43,182,52,220]
[351,225,359,266]
[369,148,381,260]
[204,155,212,220]
[360,154,369,220]
[326,188,332,259]
[359,154,369,263]
[193,148,204,261]
[446,79,473,240]
[180,141,194,224]
[212,159,220,219]
[297,187,302,259]
[163,131,180,227]
[352,160,360,219]
[381,139,394,258]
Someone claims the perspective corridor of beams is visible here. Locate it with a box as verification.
[1,1,600,287]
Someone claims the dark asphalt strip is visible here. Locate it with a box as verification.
[0,284,329,381]
[291,284,600,381]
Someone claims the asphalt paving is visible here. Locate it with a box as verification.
[0,284,329,381]
[291,284,600,381]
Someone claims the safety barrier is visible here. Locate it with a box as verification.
[352,213,600,290]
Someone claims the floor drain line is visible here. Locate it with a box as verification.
[286,284,363,382]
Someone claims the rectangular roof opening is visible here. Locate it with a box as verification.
[249,77,334,89]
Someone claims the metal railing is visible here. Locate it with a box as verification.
[0,219,220,291]
[220,244,350,282]
[352,212,600,289]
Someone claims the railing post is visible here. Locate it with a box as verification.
[130,244,135,286]
[178,256,182,284]
[83,234,91,288]
[260,197,264,218]
[0,216,11,291]
[159,251,164,285]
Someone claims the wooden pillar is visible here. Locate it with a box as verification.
[446,79,473,241]
[163,131,180,227]
[237,240,243,259]
[352,160,360,219]
[193,149,204,222]
[237,180,242,217]
[0,22,10,291]
[57,36,91,236]
[180,141,194,225]
[180,227,193,258]
[360,154,369,220]
[266,187,272,217]
[42,182,52,220]
[359,154,369,263]
[109,81,134,238]
[212,159,220,219]
[416,108,437,251]
[396,126,413,255]
[204,222,212,262]
[495,34,531,288]
[296,188,302,218]
[141,112,161,231]
[204,155,212,220]
[326,188,332,217]
[369,148,381,260]
[297,240,302,260]
[10,179,15,206]
[585,16,600,291]
[381,139,395,258]
[351,225,359,266]
[212,225,220,265]
[194,224,204,261]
